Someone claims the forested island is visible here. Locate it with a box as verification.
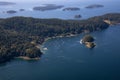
[19,9,25,11]
[0,13,120,63]
[33,4,64,11]
[6,10,17,14]
[85,4,104,9]
[0,1,16,5]
[74,15,82,18]
[81,35,96,48]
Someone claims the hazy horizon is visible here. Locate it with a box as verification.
[0,0,117,3]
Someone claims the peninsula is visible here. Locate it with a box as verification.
[0,13,120,63]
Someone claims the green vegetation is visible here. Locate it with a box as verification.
[82,35,94,43]
[89,13,120,23]
[82,35,96,48]
[33,4,64,11]
[0,13,120,63]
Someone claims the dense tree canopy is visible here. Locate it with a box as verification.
[0,13,120,63]
[82,35,94,42]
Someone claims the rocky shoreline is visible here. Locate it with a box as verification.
[15,56,40,60]
[0,13,120,63]
[81,35,96,48]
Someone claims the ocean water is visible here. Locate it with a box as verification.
[0,0,120,80]
[0,0,120,19]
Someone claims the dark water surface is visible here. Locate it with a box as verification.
[0,26,120,80]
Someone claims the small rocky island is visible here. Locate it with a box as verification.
[81,35,96,48]
[63,7,80,11]
[85,4,104,9]
[74,14,82,18]
[0,1,16,5]
[33,4,64,11]
[19,9,25,11]
[6,10,17,14]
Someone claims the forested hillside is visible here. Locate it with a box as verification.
[0,13,120,63]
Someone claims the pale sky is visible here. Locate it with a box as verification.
[0,0,71,2]
[3,0,46,1]
[0,0,77,4]
[0,0,102,2]
[0,0,116,3]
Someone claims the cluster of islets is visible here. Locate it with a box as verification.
[0,2,25,14]
[0,1,104,19]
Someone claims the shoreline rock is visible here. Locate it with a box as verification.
[81,35,96,48]
[1,13,119,63]
[15,56,40,60]
[85,42,96,48]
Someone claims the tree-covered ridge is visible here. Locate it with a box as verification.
[88,13,120,23]
[0,13,120,63]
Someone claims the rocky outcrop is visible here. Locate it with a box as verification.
[84,42,96,48]
[82,35,96,48]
